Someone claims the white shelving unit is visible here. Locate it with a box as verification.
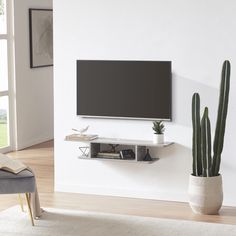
[66,137,174,164]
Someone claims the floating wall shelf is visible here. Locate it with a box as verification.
[65,137,174,164]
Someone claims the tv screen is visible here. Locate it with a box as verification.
[77,60,172,120]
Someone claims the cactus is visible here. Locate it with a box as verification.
[212,60,231,176]
[192,93,202,176]
[191,60,231,177]
[201,107,212,177]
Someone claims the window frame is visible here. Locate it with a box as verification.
[0,0,15,153]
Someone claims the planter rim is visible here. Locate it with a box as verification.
[190,174,222,179]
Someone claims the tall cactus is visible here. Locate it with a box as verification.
[191,60,231,177]
[201,107,212,177]
[212,60,231,176]
[192,93,202,176]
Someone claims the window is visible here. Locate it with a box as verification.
[0,0,7,34]
[0,0,12,151]
[0,96,9,148]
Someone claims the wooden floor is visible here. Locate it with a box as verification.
[1,140,236,225]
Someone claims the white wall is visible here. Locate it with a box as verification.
[14,0,53,149]
[53,0,236,206]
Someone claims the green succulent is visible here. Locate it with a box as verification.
[152,121,165,134]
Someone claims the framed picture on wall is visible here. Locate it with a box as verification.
[29,8,53,68]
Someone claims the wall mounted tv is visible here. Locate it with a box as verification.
[77,60,172,120]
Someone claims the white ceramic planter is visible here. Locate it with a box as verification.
[188,174,223,215]
[153,134,164,144]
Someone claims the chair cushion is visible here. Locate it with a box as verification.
[0,169,35,194]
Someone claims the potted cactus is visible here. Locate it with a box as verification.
[152,120,165,144]
[189,60,231,215]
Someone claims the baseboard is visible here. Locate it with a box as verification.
[55,182,188,203]
[16,135,53,150]
[55,182,236,207]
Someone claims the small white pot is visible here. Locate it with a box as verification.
[188,174,223,215]
[153,134,164,144]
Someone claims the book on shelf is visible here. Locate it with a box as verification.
[96,152,121,159]
[65,134,98,141]
[0,153,27,174]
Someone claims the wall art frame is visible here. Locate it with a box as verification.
[29,8,53,68]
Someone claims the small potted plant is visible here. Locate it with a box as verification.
[152,120,165,144]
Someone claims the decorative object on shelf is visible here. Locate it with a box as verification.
[120,149,135,160]
[143,149,152,161]
[79,147,89,157]
[108,144,120,153]
[152,120,165,144]
[189,60,231,215]
[66,126,98,141]
[72,126,89,136]
[29,8,53,68]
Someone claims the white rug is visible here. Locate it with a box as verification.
[0,206,236,236]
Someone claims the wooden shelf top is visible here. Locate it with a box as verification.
[91,138,173,147]
[66,136,174,148]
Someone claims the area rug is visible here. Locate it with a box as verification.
[0,206,236,236]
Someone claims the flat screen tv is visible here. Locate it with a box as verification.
[77,60,172,120]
